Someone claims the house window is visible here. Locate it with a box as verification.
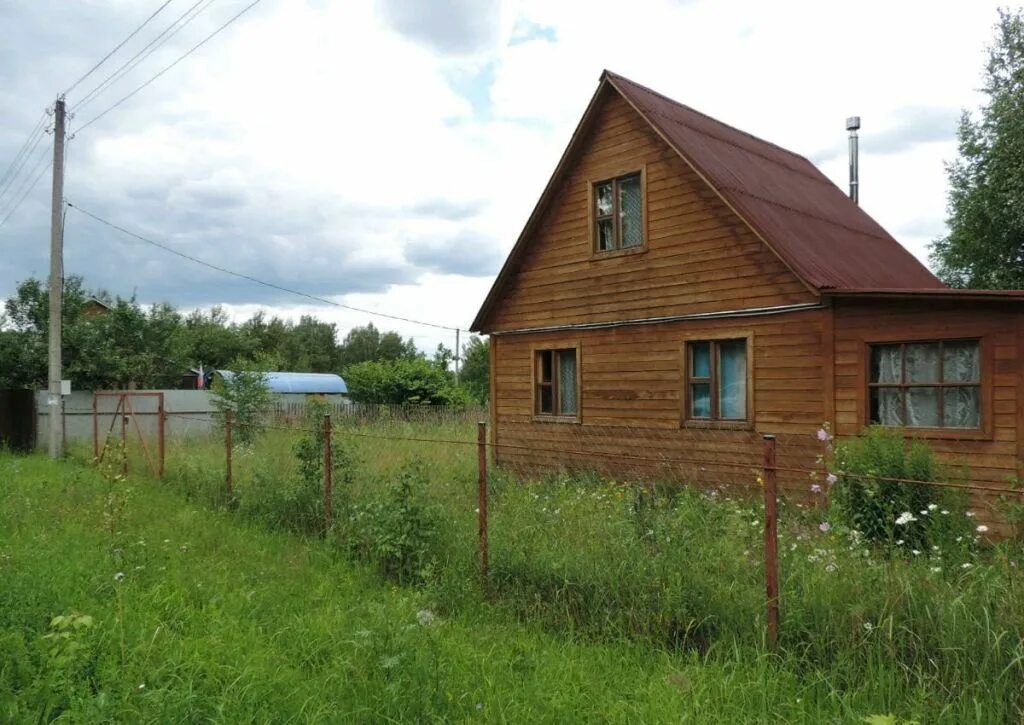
[868,340,981,428]
[685,339,748,421]
[535,348,579,417]
[593,172,644,252]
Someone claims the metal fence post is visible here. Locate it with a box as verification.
[225,410,233,499]
[157,392,165,478]
[323,413,333,528]
[120,393,128,477]
[763,434,780,649]
[477,421,489,591]
[92,394,99,460]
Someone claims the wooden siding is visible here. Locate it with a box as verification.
[833,299,1022,529]
[487,91,815,333]
[492,311,827,495]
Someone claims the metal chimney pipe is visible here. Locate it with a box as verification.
[846,116,861,204]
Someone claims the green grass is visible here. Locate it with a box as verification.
[4,417,1024,722]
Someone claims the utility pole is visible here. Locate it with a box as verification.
[47,97,66,458]
[454,328,460,382]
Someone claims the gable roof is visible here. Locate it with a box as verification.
[470,71,944,332]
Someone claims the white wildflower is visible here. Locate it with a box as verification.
[114,572,125,582]
[976,524,989,533]
[416,609,436,627]
[895,512,917,526]
[927,504,938,512]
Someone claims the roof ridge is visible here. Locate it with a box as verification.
[604,70,814,167]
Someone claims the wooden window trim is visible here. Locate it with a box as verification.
[587,165,648,259]
[861,336,992,441]
[680,331,754,430]
[531,341,581,424]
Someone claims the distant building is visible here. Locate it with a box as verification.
[81,297,112,318]
[180,368,348,398]
[215,371,348,395]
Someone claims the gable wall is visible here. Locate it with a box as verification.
[486,90,815,333]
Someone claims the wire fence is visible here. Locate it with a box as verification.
[81,402,1024,649]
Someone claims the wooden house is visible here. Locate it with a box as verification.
[470,71,1024,513]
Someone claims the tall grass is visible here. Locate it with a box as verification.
[48,420,1024,722]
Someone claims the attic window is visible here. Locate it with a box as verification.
[592,171,645,253]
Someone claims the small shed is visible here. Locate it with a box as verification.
[215,371,348,396]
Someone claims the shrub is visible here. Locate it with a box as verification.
[829,426,969,550]
[211,368,273,446]
[343,358,470,406]
[345,462,441,585]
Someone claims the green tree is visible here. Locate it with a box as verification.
[180,307,247,372]
[459,336,489,404]
[337,323,418,368]
[930,9,1024,288]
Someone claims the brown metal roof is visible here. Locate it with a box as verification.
[604,71,945,292]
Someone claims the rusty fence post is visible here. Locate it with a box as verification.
[120,394,128,477]
[157,393,165,478]
[477,421,489,591]
[92,394,99,460]
[763,434,780,649]
[323,413,333,529]
[225,410,233,499]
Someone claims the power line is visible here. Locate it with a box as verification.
[71,0,216,113]
[63,0,175,97]
[0,110,48,194]
[0,154,52,230]
[75,0,263,134]
[0,116,49,205]
[66,202,465,332]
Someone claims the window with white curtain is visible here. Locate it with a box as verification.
[535,347,579,418]
[593,172,644,252]
[868,340,981,429]
[685,339,748,421]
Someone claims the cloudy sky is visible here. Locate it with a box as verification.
[0,0,1008,352]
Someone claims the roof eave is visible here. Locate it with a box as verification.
[823,288,1024,302]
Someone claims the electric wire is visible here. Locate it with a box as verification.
[71,0,215,112]
[0,110,48,194]
[0,117,48,204]
[66,202,465,332]
[63,0,175,97]
[75,0,263,134]
[0,155,52,230]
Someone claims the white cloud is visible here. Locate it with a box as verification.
[0,0,1010,354]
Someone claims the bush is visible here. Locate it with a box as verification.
[343,358,470,406]
[211,368,273,446]
[829,427,969,550]
[345,462,441,585]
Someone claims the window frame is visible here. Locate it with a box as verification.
[531,342,581,423]
[588,166,647,258]
[865,337,985,433]
[681,332,754,430]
